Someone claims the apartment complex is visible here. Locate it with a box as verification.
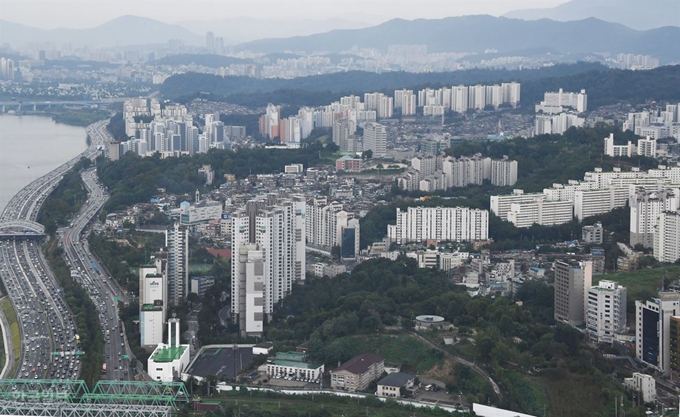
[387,206,489,244]
[630,188,679,248]
[492,163,680,228]
[231,195,306,337]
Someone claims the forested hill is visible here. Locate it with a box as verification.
[160,62,605,100]
[160,64,680,109]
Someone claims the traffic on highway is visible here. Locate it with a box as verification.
[0,120,127,381]
[60,164,133,381]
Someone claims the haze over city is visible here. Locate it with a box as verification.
[1,0,573,28]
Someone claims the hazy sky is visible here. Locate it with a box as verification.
[1,0,569,28]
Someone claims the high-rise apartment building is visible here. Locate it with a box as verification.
[654,211,680,263]
[363,122,387,158]
[637,136,657,158]
[387,206,489,244]
[451,86,469,113]
[586,280,627,343]
[630,188,679,248]
[206,31,215,52]
[491,157,518,186]
[165,223,189,306]
[258,104,281,139]
[554,260,592,326]
[231,195,306,336]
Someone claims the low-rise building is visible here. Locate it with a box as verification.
[330,353,385,392]
[376,372,416,398]
[148,319,190,382]
[623,373,656,403]
[265,351,324,381]
[190,275,215,297]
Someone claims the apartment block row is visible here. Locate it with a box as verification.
[622,104,680,140]
[603,133,658,158]
[387,206,489,244]
[398,154,517,192]
[492,154,680,227]
[257,82,520,143]
[306,197,360,260]
[394,82,521,115]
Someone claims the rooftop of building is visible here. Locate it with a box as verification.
[151,345,188,363]
[334,353,384,375]
[377,372,415,388]
[141,303,163,312]
[186,346,254,380]
[271,351,321,370]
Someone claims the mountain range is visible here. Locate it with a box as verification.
[177,17,370,44]
[0,15,203,48]
[236,15,680,64]
[505,0,680,31]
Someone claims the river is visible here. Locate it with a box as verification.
[0,114,88,213]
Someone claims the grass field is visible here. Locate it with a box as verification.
[189,264,212,274]
[190,392,461,417]
[0,297,21,376]
[343,334,445,374]
[533,371,622,417]
[594,265,680,300]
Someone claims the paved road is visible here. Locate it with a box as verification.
[407,331,503,401]
[0,120,107,380]
[60,164,132,380]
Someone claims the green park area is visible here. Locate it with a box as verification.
[0,297,21,376]
[594,265,680,301]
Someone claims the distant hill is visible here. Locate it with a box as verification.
[159,64,680,110]
[236,15,680,64]
[0,15,203,48]
[505,0,680,31]
[177,17,371,44]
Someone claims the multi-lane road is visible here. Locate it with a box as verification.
[60,165,132,380]
[0,119,127,380]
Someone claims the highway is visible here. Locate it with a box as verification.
[0,120,110,380]
[60,164,132,380]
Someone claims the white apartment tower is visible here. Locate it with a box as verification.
[231,195,306,336]
[586,280,627,343]
[630,188,680,248]
[363,122,387,158]
[165,223,189,306]
[654,211,680,263]
[451,86,469,113]
[637,136,657,158]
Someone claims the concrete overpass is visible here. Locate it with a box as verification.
[0,220,45,237]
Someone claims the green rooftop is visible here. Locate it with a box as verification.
[152,346,187,363]
[141,303,162,312]
[271,351,321,369]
